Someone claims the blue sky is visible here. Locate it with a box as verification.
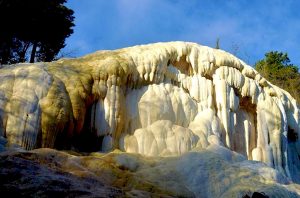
[63,0,300,67]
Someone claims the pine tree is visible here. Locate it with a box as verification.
[255,51,300,103]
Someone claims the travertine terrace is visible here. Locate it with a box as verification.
[0,41,299,182]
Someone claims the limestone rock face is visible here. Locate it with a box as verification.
[0,42,299,182]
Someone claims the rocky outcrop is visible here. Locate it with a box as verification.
[0,148,300,197]
[0,42,299,182]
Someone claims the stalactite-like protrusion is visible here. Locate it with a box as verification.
[0,41,299,182]
[214,78,231,148]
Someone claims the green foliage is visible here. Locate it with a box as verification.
[0,0,74,64]
[255,51,300,103]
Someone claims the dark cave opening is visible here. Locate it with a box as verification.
[54,102,104,153]
[72,132,103,152]
[74,102,104,152]
[288,126,298,142]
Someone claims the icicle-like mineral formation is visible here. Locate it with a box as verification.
[0,42,299,182]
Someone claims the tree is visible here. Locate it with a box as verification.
[215,38,220,49]
[0,0,74,64]
[255,51,300,103]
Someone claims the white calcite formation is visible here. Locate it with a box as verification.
[0,42,299,182]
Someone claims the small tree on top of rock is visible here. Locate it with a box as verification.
[215,38,220,49]
[0,0,74,64]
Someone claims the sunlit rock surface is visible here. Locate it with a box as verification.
[0,42,299,184]
[1,148,300,197]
